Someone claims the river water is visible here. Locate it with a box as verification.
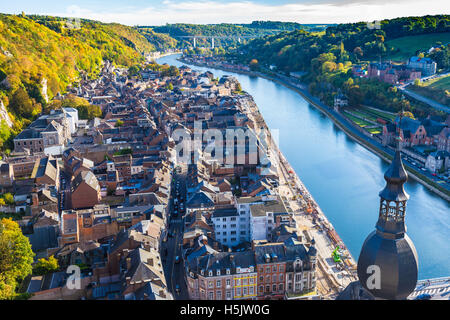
[157,54,449,280]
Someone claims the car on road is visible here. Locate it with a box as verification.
[415,293,432,300]
[175,256,180,264]
[175,284,180,294]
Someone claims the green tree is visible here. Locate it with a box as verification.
[33,255,59,276]
[115,119,124,127]
[9,88,34,118]
[2,193,14,205]
[0,218,34,299]
[249,59,259,71]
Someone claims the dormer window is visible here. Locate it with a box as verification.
[209,270,213,277]
[226,269,230,275]
[217,270,221,276]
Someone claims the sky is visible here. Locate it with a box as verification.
[0,0,449,25]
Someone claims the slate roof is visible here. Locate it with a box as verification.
[186,191,214,208]
[72,171,100,192]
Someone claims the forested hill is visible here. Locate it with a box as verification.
[143,21,331,38]
[235,15,450,72]
[0,13,176,151]
[229,15,450,118]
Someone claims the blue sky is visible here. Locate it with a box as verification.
[0,0,448,25]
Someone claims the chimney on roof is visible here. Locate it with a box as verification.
[126,257,131,270]
[147,258,154,266]
[159,289,165,298]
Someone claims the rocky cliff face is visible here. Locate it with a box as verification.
[41,77,49,103]
[0,99,13,127]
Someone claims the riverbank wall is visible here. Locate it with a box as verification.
[178,57,450,202]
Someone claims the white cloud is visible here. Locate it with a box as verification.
[53,0,449,26]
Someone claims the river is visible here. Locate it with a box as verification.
[157,54,449,280]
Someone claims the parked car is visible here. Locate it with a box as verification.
[175,284,180,294]
[175,256,180,264]
[415,293,432,300]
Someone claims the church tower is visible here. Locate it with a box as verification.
[356,134,418,299]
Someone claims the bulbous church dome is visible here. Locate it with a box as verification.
[357,148,418,300]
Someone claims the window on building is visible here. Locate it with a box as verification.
[279,274,284,281]
[217,291,222,299]
[273,284,277,292]
[243,287,247,295]
[259,285,263,293]
[231,231,236,235]
[230,217,236,221]
[231,238,236,242]
[279,283,283,291]
[209,292,214,300]
[272,266,277,272]
[265,285,270,293]
[266,275,270,283]
[216,280,221,287]
[249,278,254,284]
[266,267,270,273]
[249,287,254,295]
[272,274,276,282]
[243,278,248,285]
[208,280,213,288]
[226,291,231,299]
[236,287,241,296]
[226,279,231,286]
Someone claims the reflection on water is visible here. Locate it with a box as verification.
[157,54,450,279]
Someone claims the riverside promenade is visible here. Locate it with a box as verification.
[238,94,358,298]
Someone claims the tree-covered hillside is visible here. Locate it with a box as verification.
[228,15,450,117]
[0,13,176,152]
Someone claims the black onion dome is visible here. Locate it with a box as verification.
[357,230,418,300]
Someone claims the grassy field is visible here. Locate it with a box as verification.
[410,75,450,106]
[367,127,382,135]
[421,75,450,91]
[360,106,397,122]
[343,111,372,127]
[385,32,450,62]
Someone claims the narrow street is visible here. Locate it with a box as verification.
[161,164,189,300]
